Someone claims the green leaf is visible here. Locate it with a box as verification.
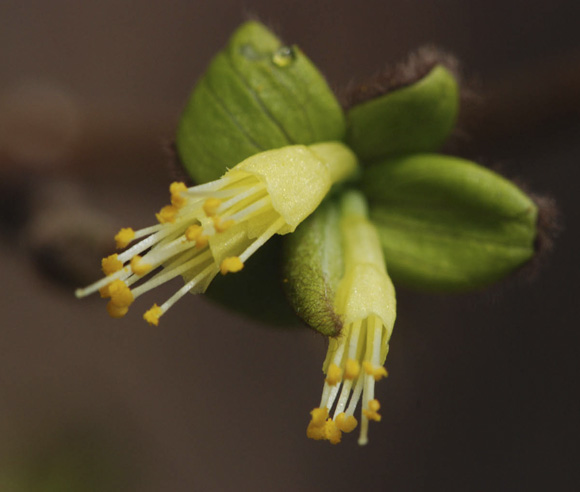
[176,21,345,183]
[361,154,538,291]
[346,65,459,163]
[282,199,344,336]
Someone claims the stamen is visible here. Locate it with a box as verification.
[130,255,153,276]
[238,217,286,262]
[170,182,188,208]
[325,363,342,386]
[213,216,235,232]
[227,195,271,224]
[335,413,358,433]
[157,263,218,316]
[143,304,163,326]
[362,399,382,422]
[203,198,221,217]
[102,254,123,275]
[363,361,388,381]
[131,249,213,298]
[217,183,266,214]
[185,224,203,242]
[220,257,244,275]
[156,205,178,224]
[115,228,135,249]
[344,359,360,380]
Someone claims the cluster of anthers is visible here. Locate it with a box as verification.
[307,314,390,445]
[75,173,286,325]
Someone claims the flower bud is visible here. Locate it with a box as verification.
[362,153,538,291]
[346,65,459,162]
[176,21,346,184]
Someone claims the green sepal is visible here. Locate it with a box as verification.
[176,21,346,183]
[282,199,344,336]
[346,65,459,163]
[362,154,538,291]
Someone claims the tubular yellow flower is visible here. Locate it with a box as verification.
[76,143,357,325]
[307,191,396,445]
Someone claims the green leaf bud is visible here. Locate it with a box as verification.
[346,65,459,162]
[176,21,346,183]
[362,154,538,291]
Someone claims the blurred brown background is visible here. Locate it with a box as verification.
[1,1,579,490]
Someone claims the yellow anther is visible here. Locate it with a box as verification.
[156,205,178,224]
[344,359,360,380]
[213,216,235,232]
[114,228,135,249]
[170,182,188,208]
[185,224,203,242]
[325,363,343,386]
[306,422,326,441]
[106,302,129,319]
[220,257,244,275]
[309,407,328,427]
[323,419,342,445]
[107,279,134,308]
[203,198,221,217]
[99,284,112,298]
[130,255,153,276]
[143,304,163,326]
[363,361,388,381]
[362,399,382,422]
[195,235,209,250]
[101,254,123,275]
[335,413,358,433]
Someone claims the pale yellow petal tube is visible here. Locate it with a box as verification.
[308,190,397,446]
[77,142,358,326]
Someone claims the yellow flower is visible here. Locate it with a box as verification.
[76,143,356,325]
[307,192,396,445]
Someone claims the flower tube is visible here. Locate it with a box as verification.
[305,191,396,445]
[75,143,357,325]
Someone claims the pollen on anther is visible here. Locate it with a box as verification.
[101,254,123,275]
[362,399,382,422]
[344,358,360,380]
[203,198,221,217]
[323,419,342,444]
[195,235,209,249]
[185,224,203,242]
[144,304,163,326]
[170,182,188,208]
[220,256,244,275]
[130,255,153,276]
[107,279,134,309]
[335,413,358,433]
[309,407,328,427]
[156,205,178,224]
[325,363,342,386]
[363,361,388,381]
[114,228,135,249]
[107,302,129,319]
[213,216,235,232]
